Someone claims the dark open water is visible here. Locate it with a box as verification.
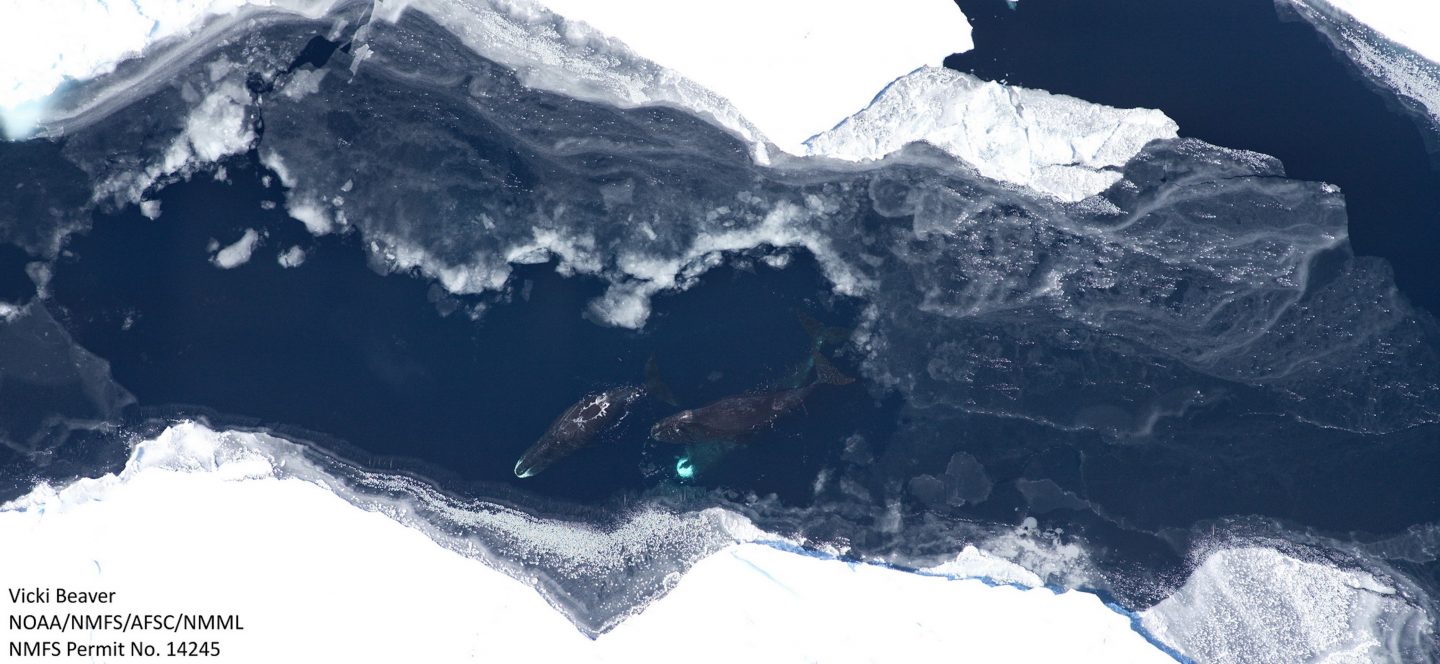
[39,162,888,506]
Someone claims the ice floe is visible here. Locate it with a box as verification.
[277,245,307,268]
[806,66,1179,201]
[210,228,262,269]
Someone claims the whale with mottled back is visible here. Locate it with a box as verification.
[514,357,675,478]
[650,352,853,445]
[513,385,646,478]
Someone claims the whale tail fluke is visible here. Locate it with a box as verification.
[812,350,855,386]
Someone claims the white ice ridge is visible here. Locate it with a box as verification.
[1296,0,1440,65]
[1141,546,1431,662]
[1280,0,1440,132]
[0,423,1176,663]
[806,67,1180,202]
[527,0,971,155]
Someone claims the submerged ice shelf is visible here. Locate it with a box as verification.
[0,423,1176,663]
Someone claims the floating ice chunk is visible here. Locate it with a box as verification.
[260,150,337,235]
[286,197,335,235]
[210,228,261,269]
[91,77,257,206]
[260,150,294,188]
[277,245,307,268]
[276,245,307,268]
[1141,546,1433,663]
[139,200,162,220]
[280,68,326,100]
[168,81,254,168]
[923,545,1047,588]
[806,67,1180,202]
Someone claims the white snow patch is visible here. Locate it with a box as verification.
[1305,0,1440,64]
[93,77,256,205]
[286,197,336,235]
[277,245,307,268]
[586,198,865,328]
[169,81,254,167]
[0,301,22,322]
[210,228,262,268]
[139,200,162,220]
[923,545,1047,588]
[280,67,326,100]
[260,149,294,188]
[0,423,1176,662]
[1281,0,1440,131]
[806,67,1179,202]
[373,235,513,294]
[259,150,338,234]
[1141,546,1428,663]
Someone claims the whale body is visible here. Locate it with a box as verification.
[514,386,646,478]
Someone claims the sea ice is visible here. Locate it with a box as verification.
[210,228,262,269]
[0,423,1179,662]
[1280,0,1440,133]
[806,67,1179,201]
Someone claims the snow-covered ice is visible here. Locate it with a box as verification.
[0,0,342,138]
[277,245,307,268]
[139,200,162,220]
[210,228,262,268]
[0,423,1178,663]
[0,0,1175,202]
[1297,0,1440,64]
[1141,545,1433,663]
[1280,0,1440,133]
[806,66,1179,201]
[530,0,971,154]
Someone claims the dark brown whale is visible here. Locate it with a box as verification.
[649,352,853,445]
